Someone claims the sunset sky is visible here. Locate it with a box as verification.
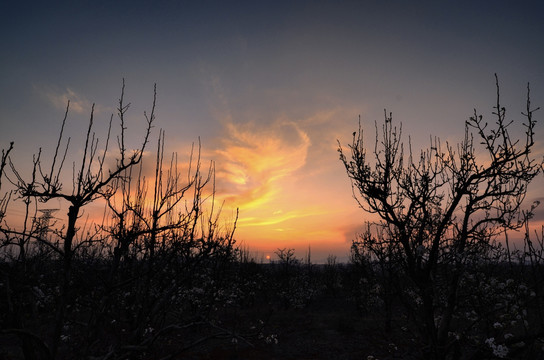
[1,0,543,262]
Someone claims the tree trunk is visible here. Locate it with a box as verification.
[51,204,79,358]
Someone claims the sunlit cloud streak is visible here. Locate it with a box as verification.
[213,120,310,211]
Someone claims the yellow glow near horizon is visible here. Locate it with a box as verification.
[206,117,360,257]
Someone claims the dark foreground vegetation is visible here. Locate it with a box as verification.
[1,75,544,359]
[1,245,544,360]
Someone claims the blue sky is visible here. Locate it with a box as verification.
[1,0,543,261]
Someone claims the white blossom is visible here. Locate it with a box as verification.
[493,322,503,329]
[485,337,509,358]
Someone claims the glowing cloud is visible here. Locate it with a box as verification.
[214,120,310,210]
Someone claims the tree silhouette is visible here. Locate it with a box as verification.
[8,80,155,357]
[338,75,542,359]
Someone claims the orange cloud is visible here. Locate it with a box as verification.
[214,120,310,210]
[197,107,368,260]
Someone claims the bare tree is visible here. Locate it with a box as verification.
[338,75,542,359]
[0,142,21,257]
[92,125,243,349]
[7,81,155,358]
[0,142,14,222]
[101,129,234,272]
[100,127,198,278]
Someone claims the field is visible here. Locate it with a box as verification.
[2,250,544,360]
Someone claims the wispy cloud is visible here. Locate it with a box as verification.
[214,119,310,210]
[35,85,108,114]
[237,207,326,227]
[200,73,367,251]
